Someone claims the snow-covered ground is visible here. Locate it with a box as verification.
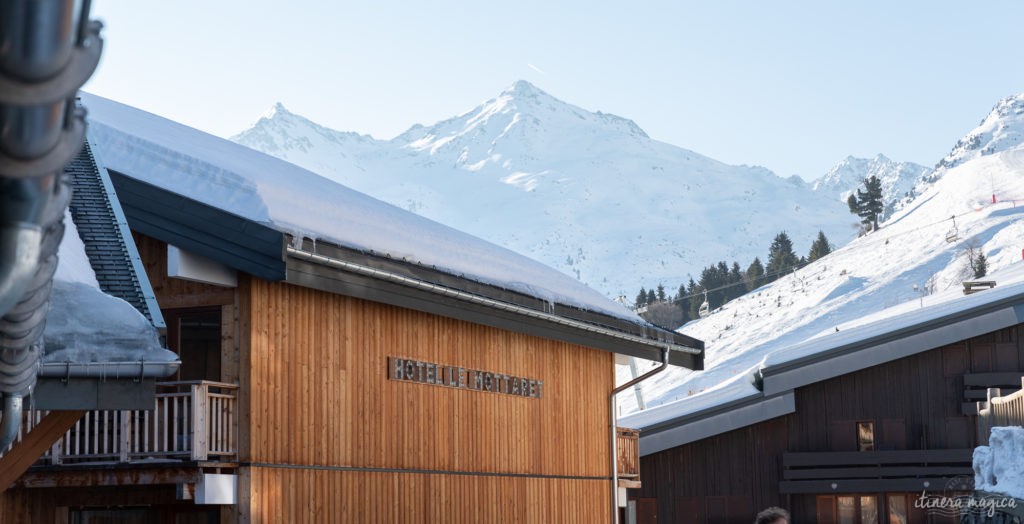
[620,94,1024,415]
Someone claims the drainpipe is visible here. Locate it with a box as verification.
[0,0,102,449]
[609,347,669,524]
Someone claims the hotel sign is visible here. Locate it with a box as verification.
[387,357,543,399]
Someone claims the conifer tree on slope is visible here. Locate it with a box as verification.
[808,230,833,262]
[635,287,648,308]
[746,257,765,291]
[766,232,799,282]
[847,176,884,231]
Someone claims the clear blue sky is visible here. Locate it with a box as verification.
[86,0,1024,180]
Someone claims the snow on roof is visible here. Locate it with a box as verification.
[623,262,1024,430]
[79,93,642,323]
[45,209,177,365]
[765,262,1024,368]
[620,369,761,429]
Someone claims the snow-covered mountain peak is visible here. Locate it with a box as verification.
[395,80,649,157]
[261,102,291,120]
[232,80,858,299]
[232,103,380,173]
[811,153,932,219]
[937,93,1024,171]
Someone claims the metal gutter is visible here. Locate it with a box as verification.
[286,247,701,356]
[38,360,179,379]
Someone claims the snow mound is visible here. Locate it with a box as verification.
[975,426,1024,499]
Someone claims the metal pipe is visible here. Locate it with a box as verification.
[0,394,23,450]
[0,0,101,458]
[609,347,669,524]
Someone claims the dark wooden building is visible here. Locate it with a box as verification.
[623,282,1024,523]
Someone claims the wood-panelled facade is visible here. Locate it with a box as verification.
[632,325,1024,524]
[1,233,621,522]
[239,275,613,522]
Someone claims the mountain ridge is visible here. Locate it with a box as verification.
[232,81,925,298]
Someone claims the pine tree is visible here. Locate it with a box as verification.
[765,232,798,282]
[656,283,666,303]
[646,289,656,305]
[746,257,765,291]
[808,230,832,262]
[848,176,884,231]
[635,287,647,308]
[973,252,988,278]
[727,262,743,301]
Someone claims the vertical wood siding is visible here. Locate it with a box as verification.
[241,275,614,519]
[636,326,1023,524]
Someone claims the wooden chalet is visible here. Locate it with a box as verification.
[0,95,704,523]
[621,276,1024,523]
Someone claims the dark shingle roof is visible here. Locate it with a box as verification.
[66,138,165,330]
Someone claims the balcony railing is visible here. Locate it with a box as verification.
[977,377,1024,446]
[3,381,238,465]
[616,427,640,483]
[780,449,974,493]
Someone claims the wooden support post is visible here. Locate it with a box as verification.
[192,383,209,461]
[0,410,84,490]
[119,410,131,463]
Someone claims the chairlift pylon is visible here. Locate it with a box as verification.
[945,215,958,243]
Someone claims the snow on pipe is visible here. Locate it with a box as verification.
[0,0,102,450]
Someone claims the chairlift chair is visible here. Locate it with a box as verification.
[945,215,958,243]
[698,290,710,318]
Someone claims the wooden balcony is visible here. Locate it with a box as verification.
[977,377,1024,445]
[780,449,974,493]
[617,427,641,488]
[3,381,238,466]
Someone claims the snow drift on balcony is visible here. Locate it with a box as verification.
[44,209,177,368]
[975,426,1024,499]
[78,92,640,322]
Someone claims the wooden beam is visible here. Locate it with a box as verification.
[964,372,1024,387]
[0,410,84,490]
[782,449,973,467]
[780,477,961,494]
[16,465,208,489]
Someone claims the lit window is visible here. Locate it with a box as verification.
[857,422,874,452]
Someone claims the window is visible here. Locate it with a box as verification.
[857,422,875,451]
[817,495,879,524]
[165,307,222,382]
[887,494,907,524]
[860,496,878,524]
[838,496,856,524]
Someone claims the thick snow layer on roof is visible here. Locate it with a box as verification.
[975,426,1024,499]
[619,370,760,429]
[79,93,642,322]
[44,209,176,365]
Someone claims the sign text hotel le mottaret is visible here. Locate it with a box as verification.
[388,357,543,399]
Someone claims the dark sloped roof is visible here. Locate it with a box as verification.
[627,280,1024,455]
[66,138,164,330]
